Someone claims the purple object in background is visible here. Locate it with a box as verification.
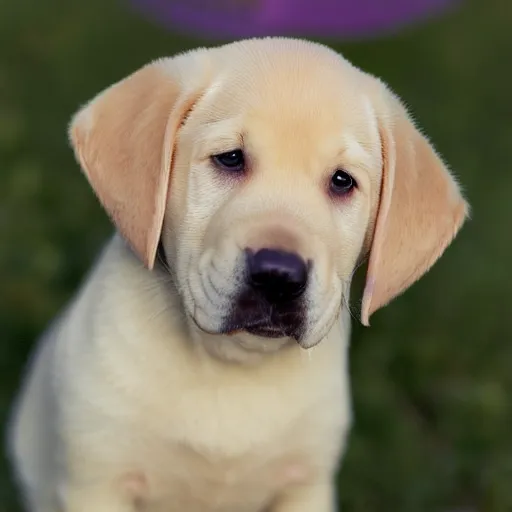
[130,0,461,39]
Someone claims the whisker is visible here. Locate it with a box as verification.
[134,302,173,338]
[207,273,222,297]
[200,272,220,305]
[331,272,358,322]
[341,289,357,322]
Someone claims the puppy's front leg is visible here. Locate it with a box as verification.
[270,481,337,512]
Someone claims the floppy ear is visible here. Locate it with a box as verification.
[69,54,209,268]
[361,89,469,326]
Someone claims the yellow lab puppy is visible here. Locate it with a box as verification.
[7,38,469,512]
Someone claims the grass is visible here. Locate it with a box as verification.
[1,0,511,510]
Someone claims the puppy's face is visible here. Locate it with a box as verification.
[163,45,381,349]
[70,39,468,357]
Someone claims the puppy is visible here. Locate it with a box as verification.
[7,38,468,512]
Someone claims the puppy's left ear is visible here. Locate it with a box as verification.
[361,86,469,326]
[69,53,210,268]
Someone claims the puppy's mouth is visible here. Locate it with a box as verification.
[220,287,306,342]
[245,324,289,338]
[191,312,301,341]
[223,319,299,340]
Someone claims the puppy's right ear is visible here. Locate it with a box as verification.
[69,53,210,269]
[360,85,469,326]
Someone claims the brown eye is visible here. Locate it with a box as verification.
[330,169,356,195]
[212,150,245,173]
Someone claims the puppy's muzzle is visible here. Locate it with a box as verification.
[223,248,309,341]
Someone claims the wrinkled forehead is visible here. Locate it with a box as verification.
[188,46,380,166]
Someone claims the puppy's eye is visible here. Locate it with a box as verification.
[212,150,245,172]
[330,169,356,195]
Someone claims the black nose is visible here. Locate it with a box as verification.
[246,248,308,303]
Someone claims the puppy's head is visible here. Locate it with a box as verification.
[70,38,468,355]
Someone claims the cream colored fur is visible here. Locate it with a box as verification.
[7,38,469,512]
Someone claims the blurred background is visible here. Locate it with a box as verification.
[1,0,511,510]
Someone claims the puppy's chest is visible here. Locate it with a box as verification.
[127,377,342,511]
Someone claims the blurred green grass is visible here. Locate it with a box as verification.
[1,0,511,510]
